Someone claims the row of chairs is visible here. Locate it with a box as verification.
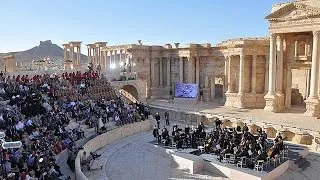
[219,145,289,173]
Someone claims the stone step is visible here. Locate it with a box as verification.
[295,157,307,166]
[298,161,310,171]
[279,170,310,180]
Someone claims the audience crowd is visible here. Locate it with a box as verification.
[0,70,150,180]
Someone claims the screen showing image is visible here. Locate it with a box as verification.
[174,83,198,98]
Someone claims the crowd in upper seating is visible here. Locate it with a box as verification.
[0,70,150,180]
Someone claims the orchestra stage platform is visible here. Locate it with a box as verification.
[149,140,310,180]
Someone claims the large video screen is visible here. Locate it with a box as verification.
[174,83,198,98]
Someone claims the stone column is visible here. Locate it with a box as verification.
[238,51,245,94]
[87,47,90,63]
[92,48,96,66]
[227,56,232,93]
[276,35,285,111]
[188,57,195,83]
[294,40,298,57]
[305,30,320,117]
[78,46,81,66]
[224,56,229,93]
[196,57,200,84]
[159,58,163,87]
[95,47,99,65]
[306,69,311,99]
[264,54,269,93]
[268,34,277,95]
[70,46,74,63]
[264,33,278,112]
[64,47,67,61]
[285,68,292,109]
[100,47,103,66]
[179,57,184,82]
[251,55,257,93]
[151,58,156,87]
[166,58,171,87]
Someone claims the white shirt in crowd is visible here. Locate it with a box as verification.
[26,119,33,126]
[16,121,25,130]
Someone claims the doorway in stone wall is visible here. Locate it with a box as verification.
[285,68,310,112]
[211,77,224,103]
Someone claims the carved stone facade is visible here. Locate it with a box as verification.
[63,41,82,69]
[265,0,320,118]
[2,54,17,72]
[100,39,269,104]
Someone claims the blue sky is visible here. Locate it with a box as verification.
[0,0,282,54]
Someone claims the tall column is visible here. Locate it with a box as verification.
[87,48,90,63]
[179,57,184,82]
[70,46,74,63]
[276,35,285,111]
[294,40,298,57]
[95,47,99,65]
[99,47,103,66]
[104,51,107,69]
[238,51,245,94]
[264,54,269,93]
[251,55,257,93]
[159,58,163,87]
[151,58,156,87]
[264,33,278,112]
[276,36,284,92]
[267,34,277,95]
[188,57,195,83]
[285,68,292,109]
[305,31,320,117]
[227,56,232,93]
[64,47,67,61]
[224,56,229,93]
[196,57,200,84]
[166,58,171,87]
[306,69,311,99]
[92,48,95,65]
[77,46,81,66]
[308,31,320,99]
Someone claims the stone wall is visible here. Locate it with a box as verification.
[75,119,156,180]
[149,105,320,150]
[291,69,308,101]
[256,56,266,94]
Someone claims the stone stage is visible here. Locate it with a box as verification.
[149,139,310,180]
[148,100,320,148]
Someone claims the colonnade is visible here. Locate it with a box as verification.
[2,55,17,72]
[87,42,107,69]
[104,49,127,69]
[63,42,82,67]
[264,31,320,117]
[150,56,201,88]
[224,51,268,109]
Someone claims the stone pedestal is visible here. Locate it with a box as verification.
[225,93,244,108]
[235,93,245,109]
[304,98,320,117]
[264,94,279,112]
[276,92,285,112]
[292,132,312,145]
[312,136,320,152]
[203,88,210,102]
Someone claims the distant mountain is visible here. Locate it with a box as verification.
[0,40,87,64]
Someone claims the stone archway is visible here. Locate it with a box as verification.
[111,80,147,103]
[120,85,139,102]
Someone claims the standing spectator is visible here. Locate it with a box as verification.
[155,113,160,129]
[164,111,169,125]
